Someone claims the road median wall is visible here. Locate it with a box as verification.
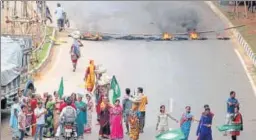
[29,28,56,75]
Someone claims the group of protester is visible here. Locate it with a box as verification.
[9,89,94,140]
[154,91,242,140]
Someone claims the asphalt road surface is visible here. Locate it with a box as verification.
[2,1,256,140]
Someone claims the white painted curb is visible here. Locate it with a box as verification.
[205,1,256,67]
[29,29,56,74]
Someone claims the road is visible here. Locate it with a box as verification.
[2,1,256,140]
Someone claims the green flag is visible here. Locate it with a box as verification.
[217,124,242,132]
[58,77,64,98]
[110,75,121,104]
[155,129,185,140]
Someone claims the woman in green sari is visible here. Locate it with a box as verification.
[44,95,56,138]
[75,93,87,138]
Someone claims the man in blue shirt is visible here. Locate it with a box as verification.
[224,91,239,135]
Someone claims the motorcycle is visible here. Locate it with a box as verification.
[61,122,78,140]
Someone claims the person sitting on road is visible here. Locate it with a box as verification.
[55,97,77,137]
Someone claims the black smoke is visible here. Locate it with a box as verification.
[143,1,201,33]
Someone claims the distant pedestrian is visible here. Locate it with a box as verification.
[180,106,198,140]
[18,105,28,140]
[45,5,52,24]
[156,105,178,134]
[70,31,82,72]
[34,101,47,140]
[230,106,243,140]
[9,97,21,139]
[55,3,65,32]
[196,108,213,140]
[122,88,132,134]
[224,91,239,135]
[137,87,148,133]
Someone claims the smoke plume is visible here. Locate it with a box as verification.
[143,1,201,33]
[59,1,202,33]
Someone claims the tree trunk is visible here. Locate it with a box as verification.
[244,0,248,18]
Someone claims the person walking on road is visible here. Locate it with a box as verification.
[84,60,96,93]
[122,88,133,134]
[180,106,198,140]
[156,105,179,134]
[9,97,21,139]
[137,87,148,133]
[70,31,82,72]
[55,3,65,32]
[196,107,213,140]
[224,91,239,136]
[18,105,28,140]
[230,106,243,140]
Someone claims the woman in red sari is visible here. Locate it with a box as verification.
[30,94,38,136]
[230,106,243,140]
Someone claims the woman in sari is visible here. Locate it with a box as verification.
[84,60,96,93]
[99,97,111,139]
[196,108,213,140]
[9,97,21,139]
[75,93,87,138]
[30,94,37,136]
[70,31,82,72]
[156,105,179,134]
[71,92,77,104]
[110,99,124,140]
[129,102,140,140]
[85,94,93,133]
[230,106,243,140]
[44,95,55,138]
[180,106,198,140]
[53,91,61,134]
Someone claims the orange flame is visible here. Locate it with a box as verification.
[95,33,102,40]
[162,32,172,40]
[190,32,198,40]
[84,32,93,37]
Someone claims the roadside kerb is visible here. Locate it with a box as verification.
[29,28,56,74]
[205,1,256,67]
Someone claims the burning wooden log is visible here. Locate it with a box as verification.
[81,32,102,41]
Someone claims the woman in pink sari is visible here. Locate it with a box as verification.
[110,99,124,140]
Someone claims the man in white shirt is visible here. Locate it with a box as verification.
[34,101,47,140]
[55,3,65,31]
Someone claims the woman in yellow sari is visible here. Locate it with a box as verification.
[84,60,96,93]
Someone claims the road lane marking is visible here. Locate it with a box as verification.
[234,49,256,96]
[169,98,173,113]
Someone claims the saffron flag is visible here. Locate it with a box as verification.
[155,128,185,140]
[110,75,121,104]
[217,124,242,132]
[58,77,64,98]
